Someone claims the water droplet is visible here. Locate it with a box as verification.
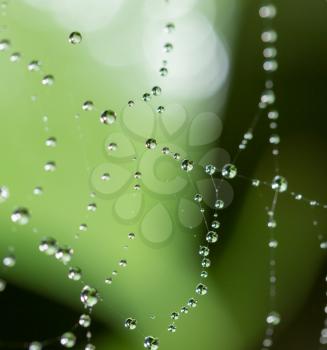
[105,277,113,285]
[252,179,260,187]
[205,164,216,175]
[144,336,159,350]
[269,239,278,248]
[266,311,281,325]
[163,42,173,53]
[85,344,95,350]
[128,232,135,240]
[181,159,194,172]
[0,185,9,203]
[28,60,41,71]
[42,75,54,86]
[119,259,127,267]
[211,220,220,229]
[200,271,208,278]
[80,285,99,308]
[33,186,43,196]
[82,101,94,111]
[259,4,277,18]
[55,246,73,264]
[193,194,203,203]
[0,279,7,292]
[261,90,275,105]
[170,312,179,320]
[187,298,198,308]
[28,342,42,350]
[0,39,10,51]
[101,173,110,181]
[156,106,165,114]
[201,258,211,268]
[69,31,82,44]
[10,52,21,62]
[152,86,161,96]
[44,161,56,172]
[261,30,278,43]
[168,324,176,333]
[100,110,117,125]
[45,137,57,147]
[107,142,118,152]
[142,93,151,102]
[145,138,157,149]
[87,203,97,212]
[214,199,224,209]
[79,314,91,328]
[39,237,58,255]
[269,134,280,144]
[11,207,30,225]
[159,67,168,77]
[125,317,137,330]
[221,163,237,179]
[162,147,170,155]
[3,254,16,267]
[60,332,76,348]
[68,267,82,281]
[195,283,208,296]
[206,231,218,244]
[164,23,175,33]
[199,246,210,257]
[271,175,287,192]
[128,100,135,107]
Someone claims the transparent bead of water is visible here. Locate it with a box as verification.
[0,186,9,203]
[79,314,91,328]
[105,277,113,285]
[3,254,16,267]
[252,179,260,187]
[201,258,211,268]
[45,137,57,147]
[0,39,10,51]
[42,75,54,86]
[142,93,151,102]
[269,135,280,144]
[55,246,73,264]
[266,311,281,325]
[163,42,173,53]
[128,232,135,240]
[168,324,176,333]
[10,52,21,62]
[200,271,208,278]
[69,31,82,44]
[156,106,165,114]
[170,312,179,320]
[259,4,277,18]
[39,237,58,255]
[320,241,327,249]
[60,332,76,348]
[119,259,127,267]
[28,60,41,71]
[144,336,159,350]
[205,164,216,175]
[193,193,203,203]
[165,23,175,33]
[128,100,135,107]
[44,161,56,172]
[162,147,170,155]
[125,317,137,330]
[68,267,82,281]
[261,90,275,105]
[188,298,197,308]
[195,283,208,296]
[0,279,7,292]
[34,193,44,208]
[87,203,97,212]
[152,86,161,96]
[264,60,278,72]
[107,142,117,152]
[244,131,253,140]
[101,173,110,181]
[222,163,237,179]
[100,110,117,125]
[181,159,194,172]
[145,138,157,150]
[29,342,42,350]
[80,285,99,308]
[159,67,168,77]
[11,207,30,225]
[85,344,95,350]
[173,153,180,160]
[206,231,218,243]
[269,239,278,248]
[82,101,94,111]
[261,30,278,43]
[199,246,210,257]
[271,175,288,192]
[211,220,220,229]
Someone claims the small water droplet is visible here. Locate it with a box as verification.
[69,31,82,44]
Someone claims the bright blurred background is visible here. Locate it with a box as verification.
[0,0,327,349]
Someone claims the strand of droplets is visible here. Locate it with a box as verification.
[1,2,327,350]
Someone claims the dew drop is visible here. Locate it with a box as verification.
[82,101,94,111]
[79,314,91,328]
[28,342,42,350]
[107,142,118,152]
[156,106,165,114]
[221,163,237,179]
[101,173,110,181]
[42,75,54,86]
[28,60,41,71]
[60,332,76,348]
[168,324,176,333]
[39,237,58,255]
[0,39,10,51]
[159,67,168,77]
[0,185,9,203]
[145,138,157,150]
[68,267,82,281]
[188,298,198,308]
[199,246,210,257]
[205,164,216,175]
[80,285,99,308]
[128,232,135,240]
[152,86,161,96]
[181,159,194,172]
[69,31,82,44]
[45,137,57,147]
[119,259,127,267]
[163,42,173,53]
[87,203,97,212]
[162,147,170,155]
[259,4,277,18]
[3,254,16,267]
[44,161,56,172]
[266,311,281,325]
[142,93,151,102]
[11,207,30,225]
[164,23,175,33]
[195,283,208,296]
[271,175,288,192]
[125,317,137,330]
[206,231,218,244]
[55,246,73,264]
[214,199,224,209]
[193,194,203,203]
[10,52,21,62]
[100,110,117,125]
[144,336,159,350]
